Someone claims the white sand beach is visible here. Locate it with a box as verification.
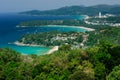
[77,26,95,31]
[18,24,95,31]
[47,46,59,54]
[46,25,95,31]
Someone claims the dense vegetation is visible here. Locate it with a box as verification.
[19,31,84,47]
[0,40,120,80]
[19,20,87,27]
[1,27,120,80]
[86,27,120,46]
[19,27,120,48]
[20,5,120,16]
[19,19,112,31]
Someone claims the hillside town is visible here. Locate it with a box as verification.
[84,12,120,27]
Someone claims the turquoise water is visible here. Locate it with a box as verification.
[44,25,87,32]
[0,14,86,55]
[9,45,50,55]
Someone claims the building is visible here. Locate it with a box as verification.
[99,12,102,18]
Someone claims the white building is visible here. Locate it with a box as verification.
[99,12,102,18]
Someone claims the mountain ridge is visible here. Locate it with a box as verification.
[20,4,120,16]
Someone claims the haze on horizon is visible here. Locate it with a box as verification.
[0,0,120,13]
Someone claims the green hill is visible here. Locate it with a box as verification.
[20,5,120,16]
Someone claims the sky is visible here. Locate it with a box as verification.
[0,0,120,13]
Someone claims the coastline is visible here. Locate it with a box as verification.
[46,25,95,31]
[77,26,95,31]
[17,25,95,31]
[46,46,59,54]
[13,41,41,47]
[16,25,95,31]
[13,41,59,54]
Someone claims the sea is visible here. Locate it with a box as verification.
[0,13,86,55]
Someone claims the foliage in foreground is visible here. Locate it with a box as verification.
[0,41,120,80]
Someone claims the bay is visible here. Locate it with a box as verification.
[0,13,85,55]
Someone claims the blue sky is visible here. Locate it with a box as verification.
[0,0,120,13]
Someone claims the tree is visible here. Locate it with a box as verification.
[98,40,113,53]
[68,70,92,80]
[59,45,71,51]
[94,62,106,80]
[109,45,120,66]
[107,65,120,80]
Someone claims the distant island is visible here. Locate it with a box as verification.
[20,4,120,16]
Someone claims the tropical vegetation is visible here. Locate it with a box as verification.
[0,27,120,80]
[0,40,120,80]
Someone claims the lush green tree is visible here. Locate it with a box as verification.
[68,70,92,80]
[109,45,120,66]
[0,34,120,80]
[107,65,120,80]
[94,62,106,80]
[98,40,113,53]
[32,64,44,78]
[34,73,47,80]
[59,45,71,51]
[0,48,21,64]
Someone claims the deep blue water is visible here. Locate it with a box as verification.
[0,13,85,55]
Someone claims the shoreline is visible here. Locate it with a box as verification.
[77,26,95,31]
[13,41,59,54]
[46,25,95,31]
[13,41,41,47]
[46,46,59,54]
[17,25,95,31]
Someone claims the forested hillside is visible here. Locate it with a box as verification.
[0,41,120,80]
[19,27,120,47]
[20,5,120,16]
[19,20,87,27]
[0,27,120,80]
